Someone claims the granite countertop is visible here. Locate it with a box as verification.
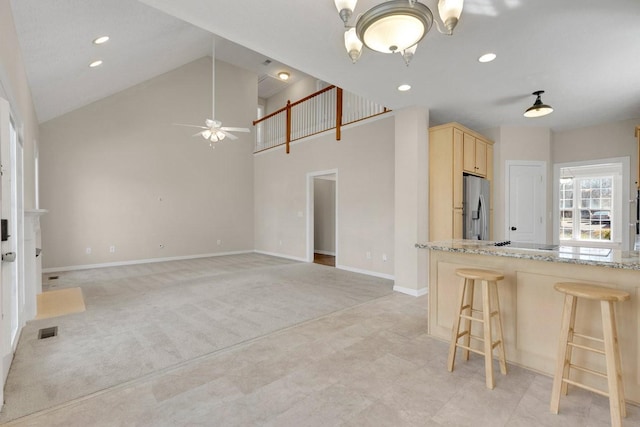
[415,239,640,271]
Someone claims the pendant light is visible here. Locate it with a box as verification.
[524,90,553,118]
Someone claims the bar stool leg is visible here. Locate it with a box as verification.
[462,279,475,361]
[610,303,627,418]
[482,279,494,389]
[490,280,507,375]
[601,300,626,425]
[550,294,576,414]
[448,277,467,372]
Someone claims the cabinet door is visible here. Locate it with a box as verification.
[453,129,464,208]
[453,208,463,239]
[463,133,476,174]
[475,139,487,176]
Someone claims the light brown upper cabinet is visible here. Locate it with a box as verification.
[429,122,494,241]
[463,133,489,177]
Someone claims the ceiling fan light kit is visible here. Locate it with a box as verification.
[524,90,554,118]
[335,0,463,65]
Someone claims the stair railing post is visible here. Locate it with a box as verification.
[286,100,291,154]
[336,87,343,141]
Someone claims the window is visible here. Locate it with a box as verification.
[557,162,625,246]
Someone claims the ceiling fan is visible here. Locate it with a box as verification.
[175,119,249,146]
[175,42,250,148]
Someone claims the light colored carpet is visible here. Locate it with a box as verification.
[0,253,393,422]
[35,287,85,320]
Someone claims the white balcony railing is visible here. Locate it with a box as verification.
[254,86,389,154]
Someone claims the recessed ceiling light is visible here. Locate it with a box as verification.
[278,71,290,81]
[398,84,411,92]
[478,53,496,63]
[93,36,110,45]
[89,60,103,68]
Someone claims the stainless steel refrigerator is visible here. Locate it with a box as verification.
[463,175,490,240]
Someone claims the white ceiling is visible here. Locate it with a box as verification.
[10,0,640,131]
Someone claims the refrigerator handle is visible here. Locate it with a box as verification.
[479,194,488,240]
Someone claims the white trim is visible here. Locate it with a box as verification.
[393,285,428,297]
[552,156,630,250]
[314,250,336,256]
[42,250,255,273]
[253,250,307,262]
[336,264,394,280]
[307,169,339,263]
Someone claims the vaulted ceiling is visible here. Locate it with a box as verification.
[11,0,640,131]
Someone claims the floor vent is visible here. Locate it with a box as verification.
[38,326,58,339]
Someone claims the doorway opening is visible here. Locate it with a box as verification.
[306,170,338,267]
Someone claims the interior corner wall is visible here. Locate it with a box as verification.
[0,0,39,210]
[39,57,256,270]
[254,116,394,276]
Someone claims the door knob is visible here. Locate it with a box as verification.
[511,226,517,231]
[2,252,16,262]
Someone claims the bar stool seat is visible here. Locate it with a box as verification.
[447,267,507,389]
[550,282,630,427]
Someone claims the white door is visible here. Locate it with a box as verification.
[506,161,546,243]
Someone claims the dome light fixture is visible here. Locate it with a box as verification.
[89,59,103,68]
[278,71,290,81]
[524,90,553,118]
[335,0,463,66]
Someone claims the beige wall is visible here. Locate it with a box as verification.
[485,126,552,242]
[39,58,256,269]
[254,116,394,276]
[313,178,335,254]
[265,77,320,115]
[0,0,38,209]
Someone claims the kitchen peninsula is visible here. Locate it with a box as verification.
[418,240,640,404]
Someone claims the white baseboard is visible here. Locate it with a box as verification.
[314,250,336,256]
[393,285,428,297]
[253,250,307,263]
[336,264,394,280]
[42,250,254,273]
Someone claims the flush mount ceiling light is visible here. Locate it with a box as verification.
[92,36,110,45]
[524,90,553,118]
[335,0,463,66]
[278,71,290,81]
[88,59,103,68]
[398,84,411,91]
[478,52,496,63]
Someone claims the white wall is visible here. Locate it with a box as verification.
[39,58,256,269]
[313,178,335,254]
[254,116,394,276]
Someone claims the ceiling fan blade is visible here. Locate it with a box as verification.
[192,131,205,137]
[173,123,208,129]
[221,127,250,133]
[218,129,238,140]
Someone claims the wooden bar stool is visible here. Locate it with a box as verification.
[447,268,507,389]
[550,282,630,427]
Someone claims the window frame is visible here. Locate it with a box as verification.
[553,157,630,250]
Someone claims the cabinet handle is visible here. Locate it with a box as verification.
[511,226,517,231]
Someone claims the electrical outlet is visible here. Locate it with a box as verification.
[217,239,222,245]
[109,245,116,253]
[279,240,283,246]
[85,247,91,254]
[382,254,387,262]
[159,244,164,249]
[297,211,303,218]
[366,251,371,259]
